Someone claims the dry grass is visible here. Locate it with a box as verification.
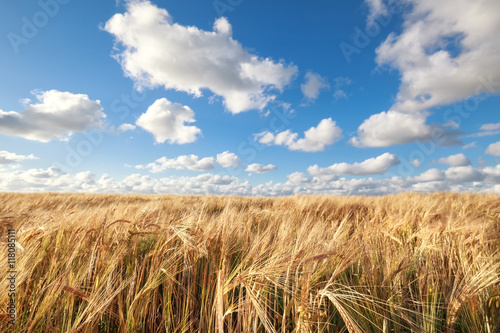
[0,192,499,332]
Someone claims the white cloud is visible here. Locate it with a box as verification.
[437,153,471,166]
[216,151,240,168]
[333,76,352,100]
[444,120,459,129]
[481,123,500,131]
[365,0,392,26]
[287,172,311,184]
[301,71,329,101]
[136,152,241,173]
[2,162,500,196]
[410,159,421,168]
[136,155,216,173]
[353,0,500,147]
[0,90,105,142]
[193,173,234,185]
[0,151,38,165]
[412,168,445,182]
[376,0,500,113]
[118,123,136,133]
[136,98,201,144]
[486,141,500,156]
[445,166,484,183]
[469,123,500,137]
[350,110,461,148]
[333,90,347,100]
[350,111,433,147]
[483,164,500,183]
[463,141,477,149]
[245,163,277,174]
[467,131,500,138]
[255,118,342,152]
[104,1,297,114]
[307,153,400,177]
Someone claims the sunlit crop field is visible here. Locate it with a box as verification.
[0,192,499,332]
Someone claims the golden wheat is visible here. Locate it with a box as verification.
[0,192,499,332]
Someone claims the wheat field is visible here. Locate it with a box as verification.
[0,192,499,332]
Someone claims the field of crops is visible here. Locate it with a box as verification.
[0,192,499,332]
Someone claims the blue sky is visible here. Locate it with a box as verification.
[0,0,499,195]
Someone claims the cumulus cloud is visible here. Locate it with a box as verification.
[377,0,500,113]
[438,153,471,166]
[307,152,400,177]
[410,159,421,168]
[216,151,240,168]
[412,168,445,182]
[0,90,105,142]
[136,98,201,144]
[350,110,461,148]
[118,123,136,133]
[486,141,500,156]
[301,71,329,101]
[287,172,311,184]
[255,118,342,152]
[193,173,235,185]
[136,152,240,173]
[245,163,277,174]
[2,163,500,196]
[104,1,297,114]
[352,0,500,147]
[445,166,484,183]
[0,151,38,165]
[350,111,431,147]
[136,155,216,173]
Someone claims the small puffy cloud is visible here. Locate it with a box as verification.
[413,168,445,182]
[444,121,459,129]
[301,71,329,101]
[104,1,297,114]
[136,154,216,173]
[481,123,500,131]
[287,172,311,184]
[216,151,240,168]
[0,151,38,165]
[438,153,471,166]
[350,111,460,148]
[486,141,500,156]
[410,159,421,168]
[118,123,136,133]
[0,90,105,142]
[136,152,241,173]
[193,174,234,185]
[136,98,201,144]
[350,111,430,147]
[445,166,484,183]
[245,163,277,174]
[307,153,400,177]
[255,118,342,152]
